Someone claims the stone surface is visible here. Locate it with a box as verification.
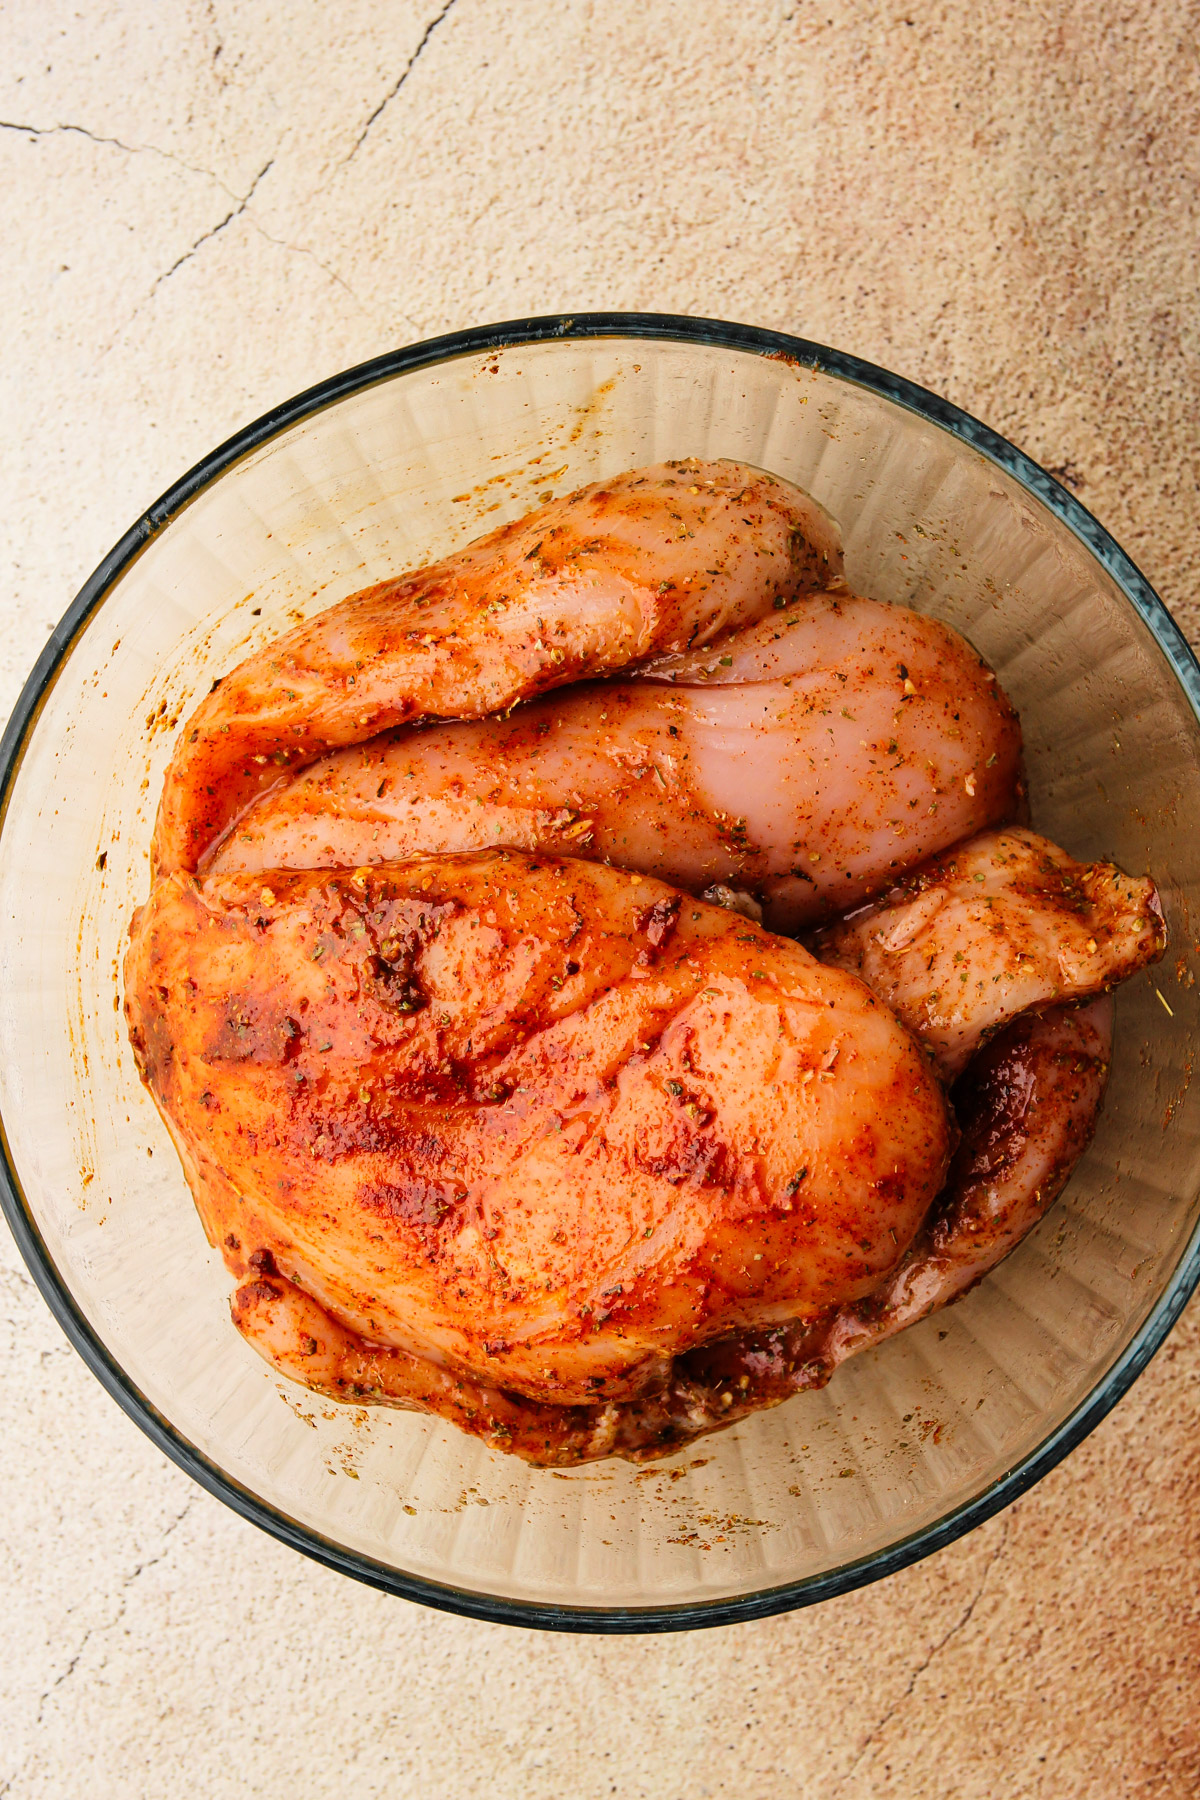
[2,3,1200,1794]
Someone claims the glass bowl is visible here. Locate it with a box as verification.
[3,315,1198,1633]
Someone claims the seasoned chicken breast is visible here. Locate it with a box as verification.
[209,593,1023,931]
[129,456,1166,1466]
[224,995,1114,1465]
[125,853,952,1409]
[820,996,1114,1365]
[154,459,842,874]
[812,828,1163,1075]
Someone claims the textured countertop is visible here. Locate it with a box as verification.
[3,5,1199,1795]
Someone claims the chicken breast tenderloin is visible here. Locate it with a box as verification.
[812,827,1164,1076]
[209,592,1023,931]
[125,853,952,1411]
[154,460,842,875]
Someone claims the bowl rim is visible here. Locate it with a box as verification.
[3,309,1199,1634]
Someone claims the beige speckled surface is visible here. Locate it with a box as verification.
[3,4,1200,1794]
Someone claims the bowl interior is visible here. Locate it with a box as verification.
[2,330,1198,1621]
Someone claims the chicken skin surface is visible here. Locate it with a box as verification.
[209,593,1023,931]
[154,459,842,875]
[126,854,952,1411]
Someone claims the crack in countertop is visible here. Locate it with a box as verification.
[0,117,239,197]
[339,0,462,170]
[32,1492,198,1730]
[245,216,377,319]
[202,0,227,75]
[832,1517,1012,1794]
[1,1494,197,1788]
[98,157,275,356]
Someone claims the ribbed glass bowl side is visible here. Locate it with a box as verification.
[1,321,1198,1626]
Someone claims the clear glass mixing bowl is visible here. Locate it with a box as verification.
[2,316,1198,1632]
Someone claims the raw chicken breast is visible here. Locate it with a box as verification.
[128,446,1168,1466]
[230,1272,622,1464]
[820,996,1114,1362]
[210,592,1022,931]
[154,460,842,874]
[226,997,1112,1465]
[812,827,1164,1075]
[609,995,1116,1455]
[125,852,951,1410]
